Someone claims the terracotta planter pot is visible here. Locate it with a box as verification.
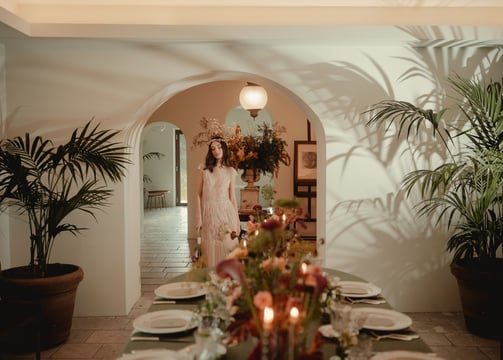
[450,258,503,339]
[0,263,84,350]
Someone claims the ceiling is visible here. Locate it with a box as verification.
[0,1,502,45]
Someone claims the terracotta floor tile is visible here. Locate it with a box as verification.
[93,344,125,360]
[71,318,129,330]
[66,329,94,343]
[85,330,131,344]
[51,343,101,358]
[418,333,453,346]
[429,346,493,360]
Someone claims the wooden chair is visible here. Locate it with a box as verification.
[146,190,168,208]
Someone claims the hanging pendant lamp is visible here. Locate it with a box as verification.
[239,82,268,119]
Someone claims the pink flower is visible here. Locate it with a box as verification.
[246,220,259,233]
[253,291,273,310]
[259,257,286,271]
[216,258,247,286]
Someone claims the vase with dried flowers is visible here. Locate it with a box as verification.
[192,117,291,180]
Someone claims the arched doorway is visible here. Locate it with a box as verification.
[124,75,326,309]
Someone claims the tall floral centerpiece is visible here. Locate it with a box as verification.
[213,200,328,359]
[192,200,367,360]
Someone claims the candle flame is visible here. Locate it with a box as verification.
[290,306,299,321]
[301,262,307,274]
[264,306,274,323]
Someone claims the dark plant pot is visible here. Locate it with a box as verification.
[450,258,503,339]
[0,263,84,351]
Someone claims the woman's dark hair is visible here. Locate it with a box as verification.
[204,137,233,172]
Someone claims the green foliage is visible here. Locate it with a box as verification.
[0,121,131,276]
[366,75,503,261]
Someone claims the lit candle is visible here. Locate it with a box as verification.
[243,239,247,249]
[301,262,307,275]
[288,307,299,360]
[263,306,274,331]
[289,306,299,324]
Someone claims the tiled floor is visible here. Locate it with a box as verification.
[3,207,501,360]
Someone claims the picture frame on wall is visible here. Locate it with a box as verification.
[294,141,317,184]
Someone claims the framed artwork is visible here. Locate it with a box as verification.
[294,141,317,184]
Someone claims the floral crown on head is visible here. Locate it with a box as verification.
[208,136,227,145]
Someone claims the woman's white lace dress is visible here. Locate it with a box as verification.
[199,165,241,266]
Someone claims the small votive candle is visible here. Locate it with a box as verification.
[243,239,247,249]
[263,306,274,331]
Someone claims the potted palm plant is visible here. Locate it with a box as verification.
[0,121,130,350]
[366,74,502,339]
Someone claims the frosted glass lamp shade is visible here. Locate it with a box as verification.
[239,83,268,118]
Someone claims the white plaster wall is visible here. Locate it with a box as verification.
[142,122,176,207]
[1,37,501,315]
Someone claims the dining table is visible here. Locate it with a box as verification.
[120,267,435,359]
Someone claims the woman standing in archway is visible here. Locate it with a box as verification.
[196,137,241,266]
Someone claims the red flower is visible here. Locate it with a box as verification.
[260,218,282,231]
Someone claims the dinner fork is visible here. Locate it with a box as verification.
[368,331,419,341]
[343,297,386,305]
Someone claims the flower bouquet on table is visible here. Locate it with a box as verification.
[210,199,326,359]
[193,199,366,359]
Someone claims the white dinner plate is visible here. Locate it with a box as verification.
[371,350,442,359]
[133,309,197,334]
[180,343,227,358]
[318,324,340,338]
[338,281,381,298]
[154,282,206,299]
[119,349,191,360]
[355,307,412,331]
